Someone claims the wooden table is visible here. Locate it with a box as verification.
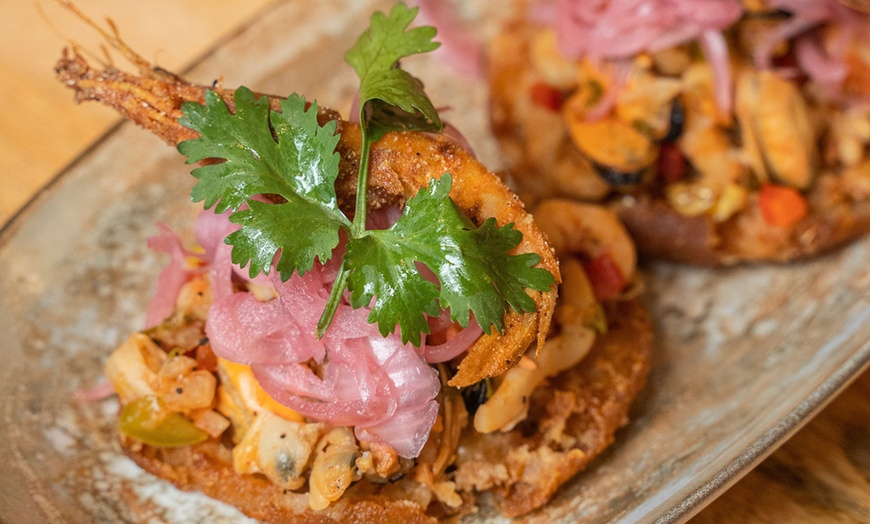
[4,1,870,522]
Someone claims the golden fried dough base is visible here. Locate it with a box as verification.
[617,183,870,265]
[454,297,652,517]
[123,438,437,524]
[119,297,651,521]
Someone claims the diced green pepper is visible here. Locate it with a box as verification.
[118,396,208,447]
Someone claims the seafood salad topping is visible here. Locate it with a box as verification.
[105,1,555,466]
[490,0,870,264]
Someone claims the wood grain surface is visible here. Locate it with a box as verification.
[3,1,870,522]
[692,372,870,523]
[0,0,273,225]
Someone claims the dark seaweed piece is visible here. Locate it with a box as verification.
[461,379,490,417]
[593,162,650,186]
[745,8,792,19]
[662,98,685,143]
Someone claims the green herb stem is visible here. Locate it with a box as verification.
[316,259,351,339]
[316,129,374,339]
[352,134,374,236]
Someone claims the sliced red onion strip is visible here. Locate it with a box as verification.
[552,0,742,62]
[585,59,632,122]
[145,223,202,328]
[206,291,324,365]
[423,320,483,363]
[699,30,734,114]
[795,30,849,88]
[752,1,870,94]
[439,121,477,155]
[253,363,398,426]
[753,16,819,69]
[74,380,116,403]
[355,400,440,459]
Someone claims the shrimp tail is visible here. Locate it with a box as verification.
[54,48,342,147]
[55,48,201,146]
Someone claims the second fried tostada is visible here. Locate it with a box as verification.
[489,0,870,265]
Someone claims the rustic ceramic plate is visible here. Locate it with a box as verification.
[3,1,870,522]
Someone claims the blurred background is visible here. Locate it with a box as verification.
[0,0,273,224]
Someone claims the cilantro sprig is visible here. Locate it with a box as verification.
[177,2,555,346]
[345,2,443,143]
[179,90,347,278]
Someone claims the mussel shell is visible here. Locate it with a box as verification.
[662,98,685,144]
[461,379,489,417]
[593,162,652,186]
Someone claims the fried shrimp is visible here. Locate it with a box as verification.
[473,199,637,434]
[55,48,559,388]
[533,199,637,282]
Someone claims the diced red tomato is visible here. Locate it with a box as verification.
[772,52,808,87]
[758,184,808,228]
[529,82,564,112]
[657,142,686,182]
[772,51,798,70]
[583,253,627,301]
[195,343,218,373]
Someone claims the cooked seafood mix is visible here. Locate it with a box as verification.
[490,0,870,264]
[58,2,652,522]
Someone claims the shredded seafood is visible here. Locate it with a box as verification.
[145,208,482,458]
[490,0,870,264]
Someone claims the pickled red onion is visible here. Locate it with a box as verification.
[147,209,481,458]
[698,29,733,115]
[145,223,202,328]
[413,0,483,76]
[794,30,849,90]
[242,268,442,457]
[548,0,743,62]
[584,59,632,121]
[756,0,869,91]
[541,0,742,114]
[73,380,116,402]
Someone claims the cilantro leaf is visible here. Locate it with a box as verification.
[344,233,442,346]
[179,88,280,213]
[226,199,342,279]
[178,88,349,279]
[176,4,556,347]
[344,174,556,346]
[345,2,442,141]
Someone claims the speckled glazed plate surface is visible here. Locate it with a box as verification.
[3,1,870,522]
